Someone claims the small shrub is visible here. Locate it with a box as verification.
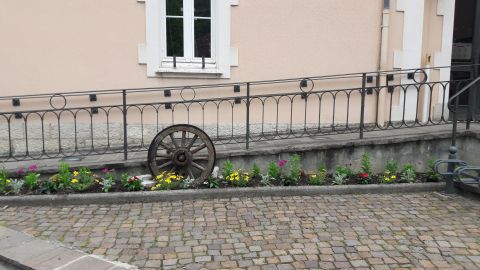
[268,162,281,179]
[121,173,144,192]
[9,179,24,195]
[260,174,273,186]
[333,166,349,185]
[222,160,234,179]
[358,153,372,184]
[426,158,441,182]
[401,163,416,183]
[57,162,72,190]
[100,168,117,192]
[286,154,302,186]
[385,159,398,175]
[382,170,397,184]
[71,168,97,192]
[24,165,40,190]
[205,176,219,188]
[0,167,9,194]
[252,163,261,178]
[152,172,184,191]
[225,170,250,187]
[310,165,328,186]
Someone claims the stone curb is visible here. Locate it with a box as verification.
[0,226,137,270]
[0,182,445,207]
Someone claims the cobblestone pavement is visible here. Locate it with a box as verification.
[0,193,479,270]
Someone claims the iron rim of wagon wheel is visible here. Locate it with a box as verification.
[147,124,216,185]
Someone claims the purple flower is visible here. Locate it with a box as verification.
[28,164,38,172]
[101,168,109,173]
[278,159,288,168]
[16,168,25,176]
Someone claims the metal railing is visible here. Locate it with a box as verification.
[0,65,478,162]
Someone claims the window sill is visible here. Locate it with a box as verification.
[156,67,223,78]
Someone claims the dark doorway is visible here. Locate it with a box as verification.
[450,0,480,119]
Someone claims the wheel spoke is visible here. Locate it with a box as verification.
[156,153,171,158]
[186,135,198,150]
[169,133,179,149]
[192,156,209,161]
[158,160,173,169]
[191,161,205,171]
[191,143,206,154]
[159,142,173,152]
[181,131,186,147]
[187,168,195,179]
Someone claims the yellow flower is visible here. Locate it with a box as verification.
[151,187,156,191]
[73,171,79,177]
[391,175,397,179]
[6,179,11,184]
[71,178,79,184]
[165,179,172,184]
[311,175,317,178]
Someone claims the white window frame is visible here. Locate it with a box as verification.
[142,0,235,78]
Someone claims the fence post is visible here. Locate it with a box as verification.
[246,83,250,149]
[122,90,128,160]
[359,73,367,139]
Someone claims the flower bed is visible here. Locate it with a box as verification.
[0,153,442,196]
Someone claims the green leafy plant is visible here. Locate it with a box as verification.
[425,158,441,182]
[333,166,349,185]
[222,160,234,179]
[121,173,143,192]
[70,167,97,192]
[9,179,23,195]
[0,167,9,194]
[309,165,328,186]
[260,174,273,186]
[382,170,397,184]
[100,168,117,192]
[401,163,416,183]
[268,162,281,179]
[385,159,399,174]
[24,165,40,190]
[252,163,261,178]
[285,154,302,186]
[56,162,72,190]
[152,172,185,191]
[205,176,219,188]
[358,153,372,184]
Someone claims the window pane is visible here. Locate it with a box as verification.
[194,0,211,17]
[194,19,211,58]
[166,18,184,57]
[166,0,183,16]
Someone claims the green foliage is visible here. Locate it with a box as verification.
[9,179,24,195]
[24,172,40,190]
[0,167,9,194]
[260,174,273,187]
[360,153,372,175]
[401,163,416,183]
[121,173,143,192]
[251,163,261,178]
[100,168,117,192]
[333,166,350,185]
[385,159,398,174]
[206,176,219,188]
[267,162,281,179]
[309,165,328,186]
[426,158,441,182]
[71,167,96,192]
[285,154,302,186]
[57,162,72,190]
[222,160,234,179]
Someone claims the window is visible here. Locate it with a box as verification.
[141,0,236,78]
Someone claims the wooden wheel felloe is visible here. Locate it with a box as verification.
[147,124,216,185]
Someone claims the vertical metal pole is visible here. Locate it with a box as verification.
[246,83,250,149]
[122,90,128,160]
[359,73,367,139]
[446,146,457,194]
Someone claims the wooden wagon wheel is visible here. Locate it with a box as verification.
[148,124,216,185]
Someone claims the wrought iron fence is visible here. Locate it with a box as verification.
[0,65,478,162]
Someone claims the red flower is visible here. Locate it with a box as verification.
[358,173,369,178]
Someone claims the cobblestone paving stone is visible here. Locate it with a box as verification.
[0,193,479,270]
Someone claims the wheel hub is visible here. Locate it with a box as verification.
[172,148,191,166]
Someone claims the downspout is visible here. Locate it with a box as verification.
[377,0,390,126]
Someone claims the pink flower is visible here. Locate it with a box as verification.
[16,168,25,176]
[28,164,38,172]
[278,159,288,168]
[101,168,109,173]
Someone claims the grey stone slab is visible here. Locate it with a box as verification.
[24,247,83,270]
[59,256,114,270]
[0,239,58,263]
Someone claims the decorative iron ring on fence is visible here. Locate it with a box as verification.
[299,78,314,93]
[49,94,67,110]
[180,87,196,102]
[413,69,428,84]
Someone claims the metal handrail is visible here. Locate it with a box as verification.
[447,75,480,112]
